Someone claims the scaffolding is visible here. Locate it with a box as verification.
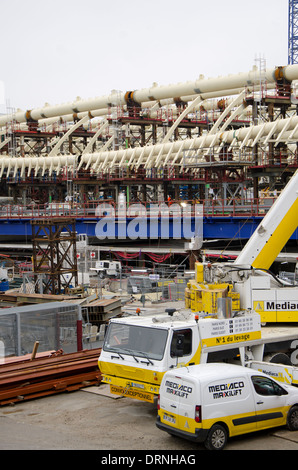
[31,218,78,295]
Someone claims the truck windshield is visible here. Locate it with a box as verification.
[103,322,168,361]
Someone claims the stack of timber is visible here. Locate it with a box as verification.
[0,291,79,307]
[0,348,102,405]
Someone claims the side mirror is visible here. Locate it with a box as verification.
[174,334,185,357]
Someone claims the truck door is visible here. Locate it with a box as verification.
[159,372,197,434]
[204,374,257,436]
[250,375,288,429]
[158,373,183,432]
[175,374,197,434]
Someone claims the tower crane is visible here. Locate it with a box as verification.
[289,0,298,64]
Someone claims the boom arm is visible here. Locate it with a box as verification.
[235,170,298,270]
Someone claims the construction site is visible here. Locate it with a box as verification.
[2,62,298,267]
[3,0,298,453]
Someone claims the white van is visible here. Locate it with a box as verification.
[156,363,298,450]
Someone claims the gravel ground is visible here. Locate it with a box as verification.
[1,300,298,455]
[0,384,298,453]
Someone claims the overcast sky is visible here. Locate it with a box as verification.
[0,0,289,114]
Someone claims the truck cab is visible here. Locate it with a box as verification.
[98,310,262,403]
[95,260,121,278]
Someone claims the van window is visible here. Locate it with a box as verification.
[170,329,192,357]
[251,376,288,396]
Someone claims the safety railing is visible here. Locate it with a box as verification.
[0,196,277,220]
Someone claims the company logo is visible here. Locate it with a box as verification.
[266,301,298,311]
[209,381,245,399]
[95,202,203,241]
[254,301,264,311]
[254,301,298,311]
[165,380,193,399]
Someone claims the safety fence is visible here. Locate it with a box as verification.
[127,276,188,301]
[0,302,81,358]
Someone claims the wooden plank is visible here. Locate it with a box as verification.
[87,298,121,311]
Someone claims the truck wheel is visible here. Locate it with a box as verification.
[287,406,298,431]
[204,424,228,450]
[265,353,292,366]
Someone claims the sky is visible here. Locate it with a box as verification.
[0,0,289,114]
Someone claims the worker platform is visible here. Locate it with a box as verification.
[0,202,298,241]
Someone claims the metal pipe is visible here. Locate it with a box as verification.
[1,64,295,127]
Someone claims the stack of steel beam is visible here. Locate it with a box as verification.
[0,348,102,405]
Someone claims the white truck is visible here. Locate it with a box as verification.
[94,260,121,278]
[156,363,298,450]
[99,308,298,403]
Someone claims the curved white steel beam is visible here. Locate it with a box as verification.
[82,120,109,155]
[48,115,89,157]
[208,90,247,136]
[0,155,77,178]
[0,137,10,150]
[274,115,295,147]
[80,114,298,170]
[153,94,203,169]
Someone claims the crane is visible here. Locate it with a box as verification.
[187,169,298,324]
[289,0,298,64]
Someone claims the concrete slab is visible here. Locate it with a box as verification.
[272,429,298,443]
[81,384,124,399]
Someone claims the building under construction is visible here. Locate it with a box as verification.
[1,62,298,269]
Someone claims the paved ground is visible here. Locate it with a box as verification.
[1,300,298,455]
[0,383,298,453]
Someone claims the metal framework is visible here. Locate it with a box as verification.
[0,63,298,210]
[289,0,298,64]
[31,218,78,294]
